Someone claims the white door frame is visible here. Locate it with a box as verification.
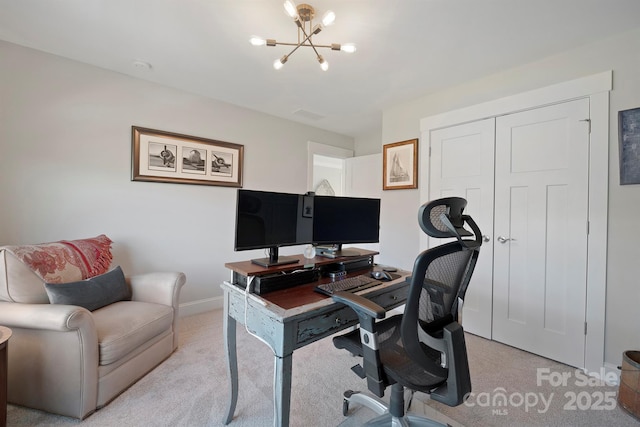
[419,71,611,374]
[307,141,354,194]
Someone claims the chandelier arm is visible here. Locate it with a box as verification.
[282,23,322,59]
[294,22,322,59]
[269,41,334,49]
[308,41,321,57]
[284,42,304,58]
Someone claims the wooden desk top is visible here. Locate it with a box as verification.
[223,248,410,316]
[225,248,378,277]
[260,268,403,310]
[221,268,409,326]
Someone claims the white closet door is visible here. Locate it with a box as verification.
[429,118,495,338]
[492,98,590,368]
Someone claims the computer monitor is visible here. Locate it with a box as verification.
[234,189,313,267]
[312,195,381,257]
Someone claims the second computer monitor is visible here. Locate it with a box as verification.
[312,195,381,250]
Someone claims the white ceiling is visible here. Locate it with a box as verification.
[2,0,640,138]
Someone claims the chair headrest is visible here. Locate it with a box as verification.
[418,197,473,239]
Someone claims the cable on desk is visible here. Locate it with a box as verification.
[244,276,279,423]
[244,276,275,355]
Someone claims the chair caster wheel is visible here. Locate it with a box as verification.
[342,390,354,416]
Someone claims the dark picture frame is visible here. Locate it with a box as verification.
[131,126,243,187]
[619,107,640,185]
[383,138,418,190]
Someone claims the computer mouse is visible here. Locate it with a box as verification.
[371,270,392,281]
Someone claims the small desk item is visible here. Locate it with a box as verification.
[222,250,408,427]
[0,326,12,427]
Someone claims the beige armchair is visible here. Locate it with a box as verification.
[0,237,186,419]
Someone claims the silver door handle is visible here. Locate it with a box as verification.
[497,236,515,244]
[482,235,490,243]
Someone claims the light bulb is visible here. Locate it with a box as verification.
[318,56,329,71]
[274,55,287,70]
[283,0,297,18]
[249,37,266,46]
[341,43,356,53]
[322,10,336,26]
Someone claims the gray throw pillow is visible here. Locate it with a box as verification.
[45,266,131,311]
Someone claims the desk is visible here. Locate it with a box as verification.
[0,326,11,427]
[222,250,409,426]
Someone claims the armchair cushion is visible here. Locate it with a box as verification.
[44,266,131,311]
[93,301,173,365]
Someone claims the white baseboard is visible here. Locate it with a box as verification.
[602,362,621,386]
[179,296,224,317]
[578,362,621,387]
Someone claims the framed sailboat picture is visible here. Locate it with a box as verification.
[383,139,418,190]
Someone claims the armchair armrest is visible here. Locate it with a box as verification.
[128,272,186,350]
[0,301,99,418]
[128,272,186,307]
[0,301,95,332]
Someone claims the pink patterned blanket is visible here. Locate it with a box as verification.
[3,234,113,284]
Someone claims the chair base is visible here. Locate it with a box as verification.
[343,389,449,427]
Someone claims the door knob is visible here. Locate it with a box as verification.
[497,236,515,244]
[482,235,490,243]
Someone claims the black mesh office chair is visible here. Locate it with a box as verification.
[331,197,482,426]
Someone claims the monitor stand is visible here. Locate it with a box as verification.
[315,244,361,259]
[251,247,299,268]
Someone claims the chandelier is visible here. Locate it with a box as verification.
[249,1,356,71]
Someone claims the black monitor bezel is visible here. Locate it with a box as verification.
[311,195,381,246]
[234,189,314,266]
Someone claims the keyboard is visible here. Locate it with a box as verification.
[315,274,381,296]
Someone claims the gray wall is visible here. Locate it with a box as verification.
[0,41,353,313]
[374,27,640,368]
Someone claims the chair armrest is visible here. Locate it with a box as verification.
[332,291,387,397]
[128,272,186,307]
[430,321,472,406]
[0,301,94,332]
[332,291,386,321]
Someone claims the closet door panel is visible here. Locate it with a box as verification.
[492,98,590,368]
[429,118,495,338]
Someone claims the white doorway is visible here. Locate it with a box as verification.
[312,154,344,196]
[307,141,353,196]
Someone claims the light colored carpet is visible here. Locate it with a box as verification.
[6,309,640,426]
[422,333,640,427]
[5,309,455,427]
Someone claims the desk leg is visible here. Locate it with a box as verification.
[274,353,293,427]
[223,312,238,425]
